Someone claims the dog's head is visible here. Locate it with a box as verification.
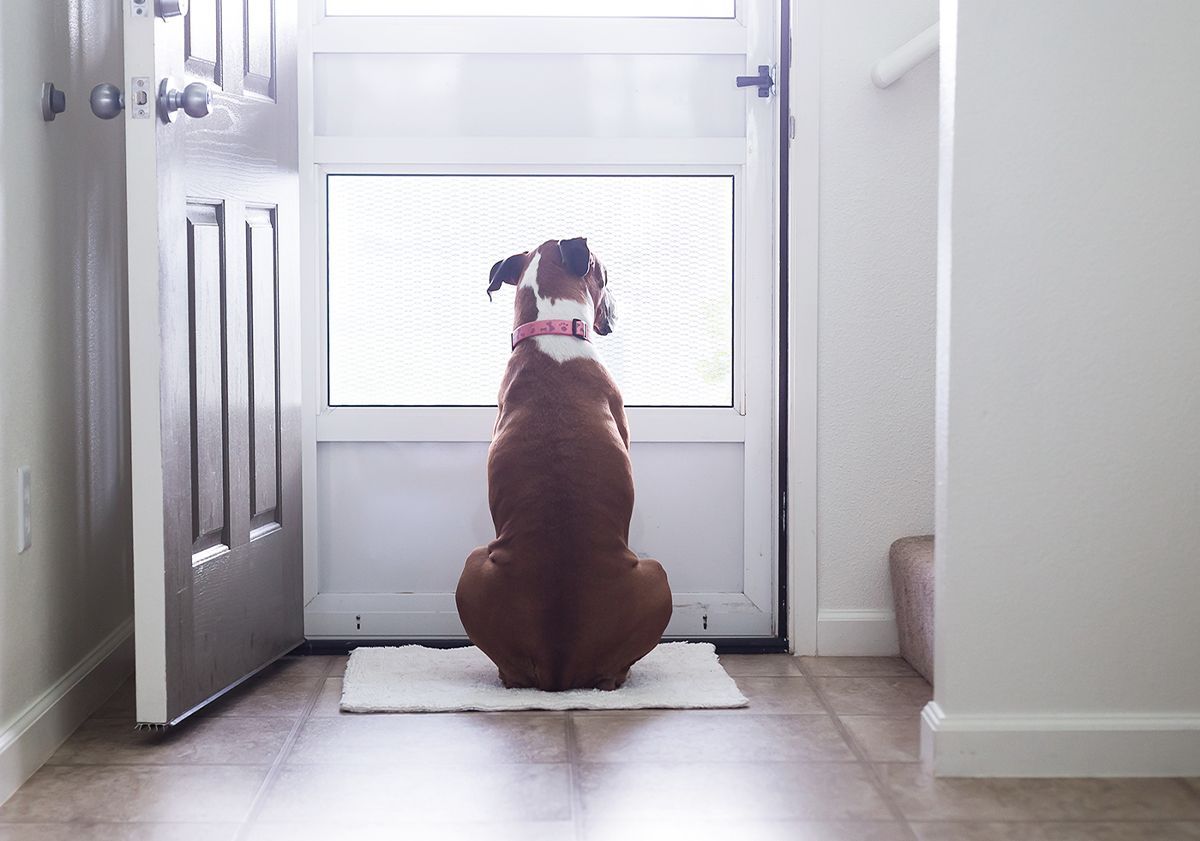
[486,237,616,336]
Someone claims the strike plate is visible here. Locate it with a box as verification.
[129,77,152,120]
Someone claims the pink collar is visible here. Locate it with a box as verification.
[511,318,591,350]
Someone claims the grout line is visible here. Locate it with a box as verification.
[564,712,587,841]
[1175,777,1200,806]
[801,670,921,841]
[231,658,335,839]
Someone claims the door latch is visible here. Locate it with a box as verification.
[736,64,775,98]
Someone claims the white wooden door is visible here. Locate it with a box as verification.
[124,0,304,724]
[300,0,782,641]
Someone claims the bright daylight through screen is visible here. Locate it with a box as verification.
[327,175,734,407]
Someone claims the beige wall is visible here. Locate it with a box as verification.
[0,0,131,738]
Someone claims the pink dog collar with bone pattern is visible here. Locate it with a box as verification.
[511,318,591,350]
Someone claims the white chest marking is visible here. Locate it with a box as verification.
[519,251,598,364]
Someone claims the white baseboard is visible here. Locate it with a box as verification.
[816,609,899,656]
[0,617,134,805]
[921,701,1200,777]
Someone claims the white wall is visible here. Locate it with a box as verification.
[0,0,133,802]
[812,0,938,652]
[929,0,1200,776]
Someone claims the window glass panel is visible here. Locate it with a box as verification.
[327,175,734,407]
[326,0,734,17]
[314,54,745,139]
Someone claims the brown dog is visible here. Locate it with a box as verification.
[455,237,673,691]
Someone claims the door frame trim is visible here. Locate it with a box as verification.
[785,0,819,655]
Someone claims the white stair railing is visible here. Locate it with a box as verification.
[871,22,939,89]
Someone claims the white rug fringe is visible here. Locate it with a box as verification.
[340,641,748,713]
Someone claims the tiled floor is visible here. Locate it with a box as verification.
[2,655,1199,840]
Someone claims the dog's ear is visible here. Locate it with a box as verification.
[486,252,529,300]
[558,237,591,277]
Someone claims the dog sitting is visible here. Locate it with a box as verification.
[455,237,673,691]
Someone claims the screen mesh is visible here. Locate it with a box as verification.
[327,175,734,407]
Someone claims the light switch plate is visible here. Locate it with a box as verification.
[16,466,31,553]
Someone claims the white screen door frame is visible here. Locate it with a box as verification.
[296,0,786,643]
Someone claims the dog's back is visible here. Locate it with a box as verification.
[454,238,672,691]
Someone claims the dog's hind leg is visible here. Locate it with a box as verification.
[588,556,673,691]
[456,546,539,688]
[454,545,494,646]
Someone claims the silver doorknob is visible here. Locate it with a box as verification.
[158,78,212,123]
[89,83,124,119]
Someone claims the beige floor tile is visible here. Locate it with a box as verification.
[840,715,921,762]
[573,712,854,763]
[287,712,569,765]
[879,764,1200,822]
[0,765,267,823]
[244,821,575,841]
[199,672,323,718]
[326,655,349,677]
[584,819,910,841]
[256,763,572,823]
[271,655,339,677]
[813,676,932,716]
[719,654,803,677]
[0,825,239,841]
[595,675,823,715]
[576,761,892,821]
[727,676,827,714]
[800,657,918,678]
[911,821,1200,841]
[308,677,344,716]
[89,661,331,721]
[48,717,294,766]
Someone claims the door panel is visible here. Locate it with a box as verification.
[126,0,301,724]
[243,0,277,100]
[186,202,229,558]
[316,442,745,598]
[246,206,281,532]
[184,0,221,87]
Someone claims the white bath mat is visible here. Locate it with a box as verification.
[340,642,748,713]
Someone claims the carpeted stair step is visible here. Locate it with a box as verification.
[889,535,934,683]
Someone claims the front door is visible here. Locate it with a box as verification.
[124,0,303,724]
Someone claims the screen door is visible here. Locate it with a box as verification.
[301,0,782,640]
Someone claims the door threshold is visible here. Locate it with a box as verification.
[294,636,789,655]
